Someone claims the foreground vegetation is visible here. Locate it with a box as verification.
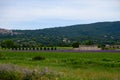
[0,51,120,80]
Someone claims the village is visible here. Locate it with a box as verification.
[74,45,120,50]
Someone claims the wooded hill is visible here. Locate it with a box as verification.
[0,21,120,46]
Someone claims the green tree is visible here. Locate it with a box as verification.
[85,40,93,45]
[98,44,106,50]
[72,42,79,48]
[1,40,15,49]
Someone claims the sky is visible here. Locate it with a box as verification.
[0,0,120,30]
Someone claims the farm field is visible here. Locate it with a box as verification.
[0,51,120,80]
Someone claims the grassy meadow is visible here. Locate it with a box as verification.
[0,51,120,80]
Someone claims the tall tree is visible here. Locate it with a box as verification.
[72,42,79,48]
[0,40,15,48]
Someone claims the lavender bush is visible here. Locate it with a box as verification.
[0,64,61,80]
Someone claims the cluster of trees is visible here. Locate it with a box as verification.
[0,40,16,49]
[11,47,57,51]
[0,40,57,50]
[72,40,95,48]
[0,39,119,50]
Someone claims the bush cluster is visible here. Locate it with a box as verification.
[0,53,3,58]
[32,56,45,61]
[11,47,57,51]
[0,64,60,80]
[0,53,5,59]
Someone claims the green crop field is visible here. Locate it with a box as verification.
[0,51,120,80]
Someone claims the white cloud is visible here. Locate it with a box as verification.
[0,0,120,29]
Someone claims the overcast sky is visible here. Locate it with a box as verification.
[0,0,120,30]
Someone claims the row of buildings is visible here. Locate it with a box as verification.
[74,45,120,50]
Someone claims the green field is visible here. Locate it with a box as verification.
[0,51,120,80]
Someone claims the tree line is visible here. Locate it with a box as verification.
[0,40,57,50]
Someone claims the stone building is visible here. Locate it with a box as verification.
[74,45,101,50]
[106,45,120,49]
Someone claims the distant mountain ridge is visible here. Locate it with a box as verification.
[0,21,120,45]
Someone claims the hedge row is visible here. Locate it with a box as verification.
[11,47,57,50]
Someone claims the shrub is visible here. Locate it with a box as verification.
[40,47,42,50]
[44,47,46,50]
[0,53,5,59]
[36,47,39,50]
[51,47,53,50]
[47,47,50,50]
[102,58,112,62]
[54,47,57,50]
[0,64,60,80]
[0,53,3,58]
[72,42,79,48]
[33,47,35,50]
[32,56,45,61]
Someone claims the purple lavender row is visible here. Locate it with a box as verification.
[2,50,120,53]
